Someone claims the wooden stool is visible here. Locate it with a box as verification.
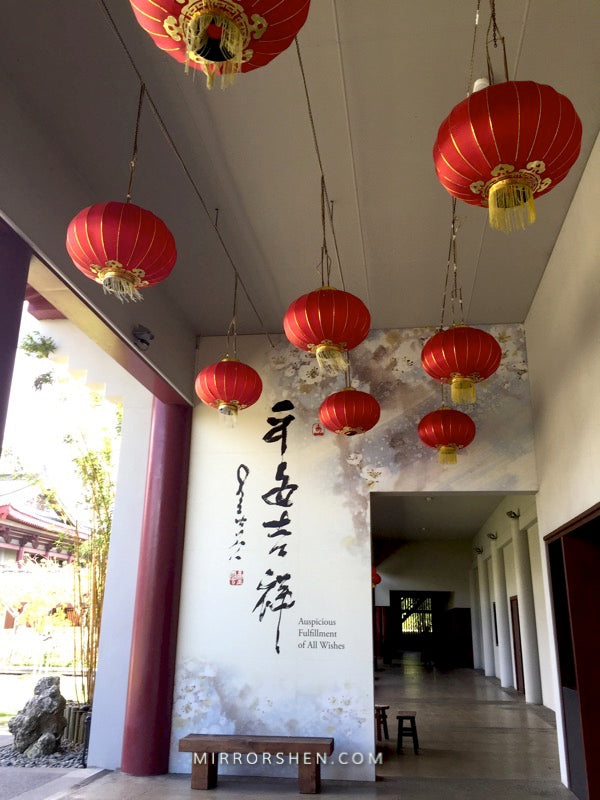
[374,704,390,741]
[396,712,419,754]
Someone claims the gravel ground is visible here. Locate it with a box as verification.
[0,741,85,768]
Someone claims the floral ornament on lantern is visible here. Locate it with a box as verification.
[422,325,502,404]
[319,387,380,437]
[129,0,311,89]
[418,407,476,465]
[66,201,177,302]
[195,357,262,417]
[433,3,581,233]
[371,567,382,588]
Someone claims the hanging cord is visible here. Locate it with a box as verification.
[226,273,239,359]
[465,0,482,97]
[319,176,333,286]
[126,82,146,202]
[295,37,346,291]
[97,0,274,347]
[439,199,465,329]
[485,0,510,84]
[344,351,352,389]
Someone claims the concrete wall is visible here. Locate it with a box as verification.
[375,539,473,608]
[524,130,600,786]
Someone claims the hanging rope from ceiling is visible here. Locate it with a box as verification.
[96,0,274,345]
[294,36,346,292]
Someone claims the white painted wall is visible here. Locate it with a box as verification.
[524,130,600,786]
[471,495,553,700]
[87,385,152,769]
[375,539,473,608]
[173,325,538,781]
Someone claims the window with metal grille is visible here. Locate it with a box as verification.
[400,595,433,633]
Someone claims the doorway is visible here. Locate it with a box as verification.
[510,596,525,693]
[546,507,600,800]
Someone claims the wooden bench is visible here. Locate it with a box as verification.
[179,734,334,794]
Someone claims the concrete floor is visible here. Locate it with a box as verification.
[2,656,578,800]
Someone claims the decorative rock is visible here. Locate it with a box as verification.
[24,731,59,758]
[8,676,67,754]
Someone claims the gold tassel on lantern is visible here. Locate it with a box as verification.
[315,342,347,376]
[450,375,476,404]
[488,177,536,233]
[438,445,458,465]
[185,7,245,89]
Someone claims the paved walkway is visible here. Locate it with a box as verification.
[0,657,578,799]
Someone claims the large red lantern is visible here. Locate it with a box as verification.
[130,0,311,88]
[434,81,582,232]
[195,357,262,418]
[284,287,371,375]
[421,325,502,404]
[371,567,382,588]
[418,407,476,464]
[319,388,380,436]
[66,201,177,302]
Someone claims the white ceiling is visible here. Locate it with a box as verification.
[1,1,598,338]
[370,492,511,543]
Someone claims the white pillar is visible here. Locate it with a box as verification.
[477,553,494,676]
[87,387,153,768]
[469,567,483,669]
[509,516,543,704]
[489,537,514,688]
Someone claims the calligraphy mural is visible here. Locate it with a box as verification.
[170,325,537,780]
[254,400,297,652]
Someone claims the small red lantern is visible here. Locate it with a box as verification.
[371,567,382,588]
[130,0,311,89]
[195,357,262,418]
[319,388,380,436]
[421,325,501,404]
[433,81,582,232]
[284,287,371,375]
[66,202,177,302]
[418,407,476,464]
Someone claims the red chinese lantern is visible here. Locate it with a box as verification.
[195,357,262,417]
[319,388,380,436]
[66,202,177,302]
[418,407,476,464]
[284,287,371,375]
[371,567,382,588]
[421,325,502,404]
[433,81,582,232]
[130,0,311,88]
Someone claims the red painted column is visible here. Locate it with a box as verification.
[121,398,192,775]
[0,221,30,454]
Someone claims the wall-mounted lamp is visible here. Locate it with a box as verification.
[487,532,498,540]
[506,509,520,519]
[473,546,483,554]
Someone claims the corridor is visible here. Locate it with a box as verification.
[55,655,576,800]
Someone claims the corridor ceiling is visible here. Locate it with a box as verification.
[1,1,599,338]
